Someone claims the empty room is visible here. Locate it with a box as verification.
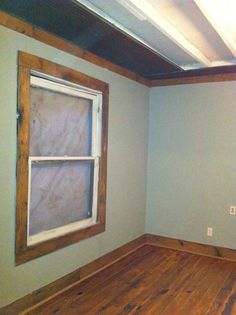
[1,1,236,314]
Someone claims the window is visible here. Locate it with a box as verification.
[16,52,108,264]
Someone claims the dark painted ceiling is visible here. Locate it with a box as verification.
[0,0,181,79]
[0,0,235,80]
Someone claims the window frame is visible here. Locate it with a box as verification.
[16,51,109,265]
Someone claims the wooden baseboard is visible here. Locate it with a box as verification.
[0,235,146,314]
[2,233,236,314]
[145,234,236,262]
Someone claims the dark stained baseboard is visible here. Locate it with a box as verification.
[145,234,236,262]
[2,233,236,314]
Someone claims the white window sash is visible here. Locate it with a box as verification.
[30,75,98,101]
[27,74,102,246]
[27,156,99,246]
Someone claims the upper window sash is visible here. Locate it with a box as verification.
[30,75,103,157]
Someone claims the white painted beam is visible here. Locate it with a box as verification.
[117,0,147,21]
[194,0,236,58]
[121,0,211,66]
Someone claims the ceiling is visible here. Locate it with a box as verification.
[0,0,236,81]
[80,0,236,68]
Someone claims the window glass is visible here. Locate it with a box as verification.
[29,160,94,237]
[30,85,93,156]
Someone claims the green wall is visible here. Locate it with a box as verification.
[0,26,149,307]
[146,82,236,249]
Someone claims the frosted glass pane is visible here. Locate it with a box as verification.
[29,160,94,236]
[30,85,92,156]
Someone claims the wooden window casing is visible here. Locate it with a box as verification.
[16,52,109,265]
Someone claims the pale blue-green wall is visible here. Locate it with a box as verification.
[0,26,149,307]
[146,82,236,249]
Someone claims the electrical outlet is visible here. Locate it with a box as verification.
[207,227,213,237]
[229,206,236,215]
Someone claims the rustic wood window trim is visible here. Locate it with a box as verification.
[16,51,109,265]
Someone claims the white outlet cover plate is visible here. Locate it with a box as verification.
[230,206,236,215]
[207,227,213,237]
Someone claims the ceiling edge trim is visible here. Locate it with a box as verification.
[150,72,236,87]
[0,10,150,87]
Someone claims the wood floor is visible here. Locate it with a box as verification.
[28,245,236,315]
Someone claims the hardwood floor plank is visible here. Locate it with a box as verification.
[161,257,223,315]
[58,247,170,315]
[109,251,193,315]
[206,268,236,315]
[221,290,236,315]
[190,262,236,315]
[182,261,235,315]
[142,255,204,315]
[23,245,236,315]
[90,249,184,315]
[29,245,157,314]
